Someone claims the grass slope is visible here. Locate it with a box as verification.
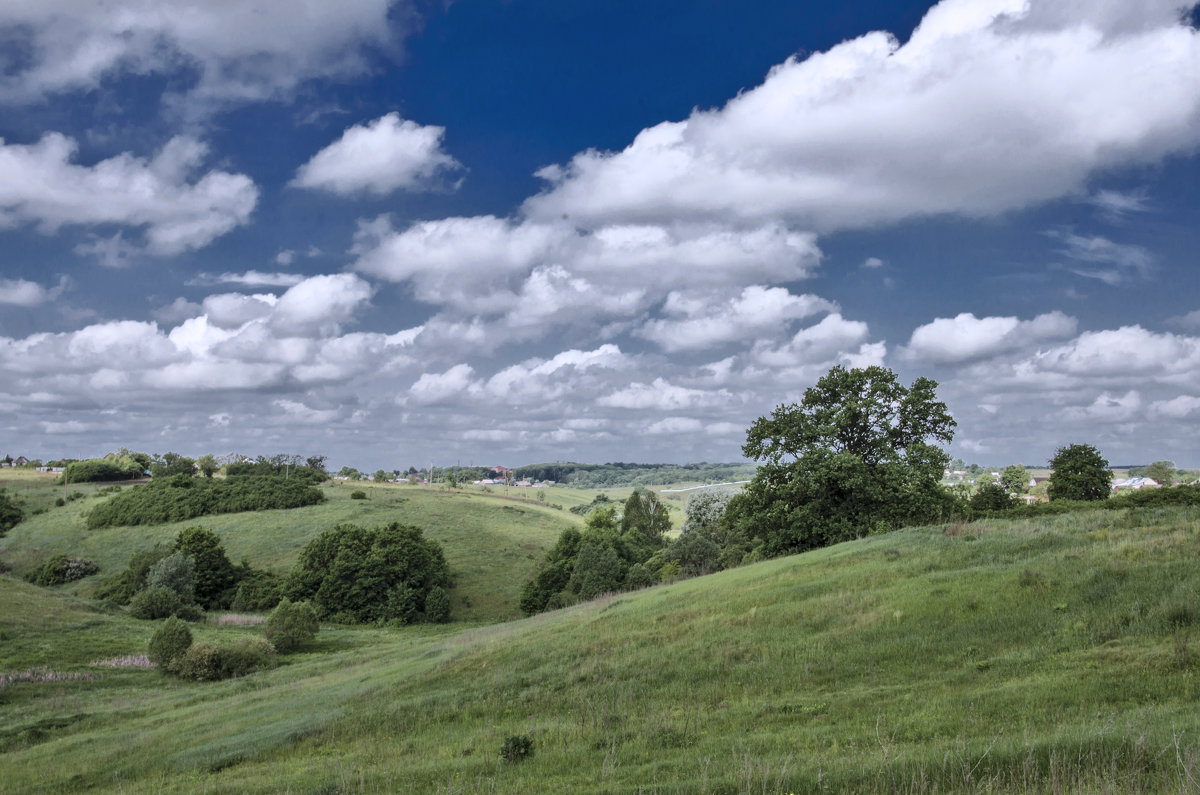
[3,506,1200,792]
[1,479,580,622]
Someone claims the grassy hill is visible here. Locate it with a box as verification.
[3,503,1199,792]
[0,477,580,622]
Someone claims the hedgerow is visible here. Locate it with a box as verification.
[62,456,145,483]
[85,475,325,528]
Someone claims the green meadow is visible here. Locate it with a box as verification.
[3,472,1200,792]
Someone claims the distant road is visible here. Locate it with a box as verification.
[660,481,750,493]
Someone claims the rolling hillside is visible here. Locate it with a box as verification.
[3,503,1199,792]
[0,478,580,622]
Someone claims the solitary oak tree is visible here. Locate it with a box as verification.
[726,365,957,555]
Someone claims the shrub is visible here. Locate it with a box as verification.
[424,586,451,624]
[25,555,100,586]
[147,617,193,669]
[230,568,283,612]
[94,548,170,604]
[0,490,23,536]
[970,483,1015,513]
[173,637,276,681]
[500,734,534,763]
[129,587,183,620]
[145,552,196,603]
[350,490,367,500]
[283,522,451,624]
[265,599,319,652]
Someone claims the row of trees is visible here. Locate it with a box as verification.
[61,451,329,483]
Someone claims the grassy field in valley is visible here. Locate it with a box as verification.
[2,494,1199,792]
[0,474,583,622]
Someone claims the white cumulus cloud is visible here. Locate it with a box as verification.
[292,113,462,196]
[0,134,257,254]
[901,311,1078,362]
[523,0,1200,231]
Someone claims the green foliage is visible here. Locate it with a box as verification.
[144,551,196,603]
[568,493,613,515]
[1049,443,1112,502]
[174,527,236,609]
[500,734,534,763]
[336,466,363,480]
[62,456,145,483]
[424,585,451,624]
[567,542,626,600]
[85,475,326,529]
[195,454,219,478]
[350,490,367,500]
[1000,464,1030,493]
[519,528,581,615]
[0,489,23,535]
[128,586,183,620]
[226,457,328,484]
[1130,460,1177,487]
[94,548,170,604]
[230,565,283,612]
[970,483,1015,513]
[149,452,196,479]
[521,490,671,614]
[731,365,957,556]
[265,598,320,652]
[515,461,757,488]
[147,616,193,669]
[24,555,99,586]
[283,522,451,624]
[172,636,277,681]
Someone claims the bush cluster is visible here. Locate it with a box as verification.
[172,637,277,681]
[85,475,325,529]
[283,522,451,624]
[520,489,671,615]
[24,555,100,586]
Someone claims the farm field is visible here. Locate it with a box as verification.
[3,489,1199,792]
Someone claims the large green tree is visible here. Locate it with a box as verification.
[1139,460,1177,487]
[1048,444,1112,501]
[999,464,1030,494]
[726,365,957,556]
[174,527,236,609]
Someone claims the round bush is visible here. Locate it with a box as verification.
[174,637,277,680]
[350,490,367,500]
[265,598,319,652]
[129,586,183,620]
[148,616,193,669]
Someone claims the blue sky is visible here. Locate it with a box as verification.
[1,0,1198,471]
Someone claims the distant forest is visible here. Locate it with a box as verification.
[513,462,757,488]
